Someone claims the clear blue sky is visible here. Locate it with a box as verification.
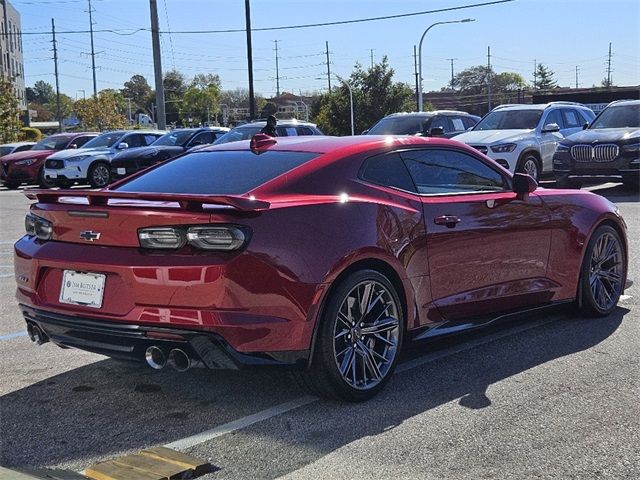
[18,0,640,99]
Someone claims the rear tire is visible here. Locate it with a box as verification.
[88,162,111,188]
[516,153,541,182]
[37,167,55,189]
[295,269,404,402]
[578,225,626,317]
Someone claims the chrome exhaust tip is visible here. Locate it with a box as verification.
[31,325,47,345]
[168,349,191,372]
[145,346,166,370]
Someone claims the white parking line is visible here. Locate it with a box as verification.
[0,331,28,341]
[164,316,557,452]
[0,273,14,279]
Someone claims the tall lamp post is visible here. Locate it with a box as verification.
[418,18,475,112]
[335,75,354,135]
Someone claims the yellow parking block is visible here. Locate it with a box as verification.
[139,447,211,476]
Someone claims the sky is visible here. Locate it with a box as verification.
[17,0,640,99]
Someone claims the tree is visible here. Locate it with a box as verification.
[533,64,557,90]
[31,80,55,104]
[601,77,613,88]
[0,78,21,142]
[179,74,221,125]
[121,74,153,110]
[311,57,414,136]
[163,70,187,125]
[75,90,127,130]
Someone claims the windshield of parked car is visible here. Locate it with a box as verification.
[0,146,13,156]
[31,136,71,151]
[590,104,640,129]
[83,132,124,149]
[116,150,319,194]
[213,126,263,145]
[152,130,195,146]
[473,110,543,130]
[366,116,431,135]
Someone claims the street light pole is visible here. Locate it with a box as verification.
[418,18,474,112]
[336,75,354,135]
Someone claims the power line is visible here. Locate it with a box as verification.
[14,0,515,36]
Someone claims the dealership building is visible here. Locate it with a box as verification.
[0,0,26,110]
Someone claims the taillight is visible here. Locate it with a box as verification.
[138,225,248,251]
[25,214,53,241]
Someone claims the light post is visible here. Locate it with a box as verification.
[418,18,474,111]
[335,75,354,136]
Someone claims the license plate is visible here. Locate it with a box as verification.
[47,172,57,178]
[59,271,106,308]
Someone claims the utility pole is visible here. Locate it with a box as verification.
[245,0,255,120]
[149,0,166,129]
[87,0,97,98]
[370,49,374,69]
[606,42,612,87]
[414,45,419,111]
[533,58,537,90]
[487,46,492,112]
[325,41,332,93]
[447,58,456,89]
[575,66,579,89]
[273,40,280,97]
[51,18,62,133]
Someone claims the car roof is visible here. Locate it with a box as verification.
[383,110,475,118]
[237,120,317,128]
[198,134,466,155]
[606,99,640,107]
[1,141,35,147]
[492,102,589,112]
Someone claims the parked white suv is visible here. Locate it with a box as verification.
[454,102,595,180]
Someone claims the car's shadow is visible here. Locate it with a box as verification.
[0,308,628,472]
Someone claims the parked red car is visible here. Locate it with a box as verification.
[14,135,628,401]
[1,132,98,189]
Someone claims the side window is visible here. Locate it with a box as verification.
[189,132,215,146]
[543,109,564,129]
[297,126,315,136]
[15,144,33,152]
[144,134,160,145]
[400,149,506,195]
[359,152,416,192]
[450,116,466,132]
[72,136,94,148]
[562,109,581,128]
[462,116,477,129]
[430,116,451,132]
[123,134,145,148]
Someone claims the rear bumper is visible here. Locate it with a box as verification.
[21,304,309,368]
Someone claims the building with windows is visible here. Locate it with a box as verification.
[0,0,26,110]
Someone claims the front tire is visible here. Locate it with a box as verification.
[88,162,111,188]
[38,167,55,189]
[517,153,541,182]
[578,225,626,317]
[296,270,404,402]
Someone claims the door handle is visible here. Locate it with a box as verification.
[434,215,461,228]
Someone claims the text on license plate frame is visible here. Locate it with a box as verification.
[59,270,106,309]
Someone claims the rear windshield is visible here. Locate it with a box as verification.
[367,116,430,135]
[116,150,319,194]
[213,126,262,145]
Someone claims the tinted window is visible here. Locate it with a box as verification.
[31,136,72,151]
[154,130,194,146]
[562,109,581,128]
[124,134,147,148]
[297,126,315,136]
[400,149,506,194]
[367,116,430,135]
[543,109,564,129]
[72,136,95,148]
[0,146,13,156]
[279,127,298,136]
[213,126,262,145]
[84,132,125,149]
[117,150,319,195]
[360,152,416,192]
[144,134,161,145]
[189,132,215,146]
[474,110,543,130]
[430,116,450,132]
[590,104,640,129]
[462,116,477,129]
[451,117,466,132]
[15,144,34,152]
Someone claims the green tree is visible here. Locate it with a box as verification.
[179,74,221,125]
[121,74,153,111]
[163,70,187,125]
[75,90,127,130]
[31,80,55,104]
[450,65,527,114]
[533,64,557,90]
[0,78,22,142]
[311,57,414,135]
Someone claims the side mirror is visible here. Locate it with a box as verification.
[69,143,78,149]
[541,123,560,133]
[429,127,445,137]
[117,142,129,150]
[582,122,589,130]
[513,172,538,196]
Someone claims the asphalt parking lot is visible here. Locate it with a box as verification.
[0,182,638,479]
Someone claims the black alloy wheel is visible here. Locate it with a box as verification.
[88,162,111,188]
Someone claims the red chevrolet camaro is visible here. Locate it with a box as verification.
[14,135,628,401]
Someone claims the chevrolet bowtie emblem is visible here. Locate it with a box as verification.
[80,230,101,242]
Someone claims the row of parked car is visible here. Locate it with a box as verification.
[1,99,638,190]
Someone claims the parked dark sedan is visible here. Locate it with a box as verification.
[110,127,229,180]
[364,110,480,138]
[553,99,639,189]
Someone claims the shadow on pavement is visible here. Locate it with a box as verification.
[0,307,628,472]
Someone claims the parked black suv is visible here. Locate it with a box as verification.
[364,110,480,138]
[110,127,229,181]
[553,99,640,189]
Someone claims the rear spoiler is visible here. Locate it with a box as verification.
[24,189,270,211]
